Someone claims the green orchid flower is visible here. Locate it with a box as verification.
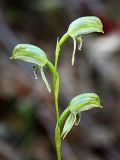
[66,16,104,65]
[59,93,102,139]
[11,44,52,92]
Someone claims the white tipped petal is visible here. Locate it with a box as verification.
[61,113,76,139]
[41,67,51,93]
[77,37,83,51]
[72,38,76,65]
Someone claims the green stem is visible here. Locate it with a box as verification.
[47,61,55,75]
[55,33,69,69]
[55,108,70,160]
[47,60,60,120]
[54,33,70,160]
[54,32,69,121]
[54,71,59,120]
[58,107,70,126]
[59,32,69,48]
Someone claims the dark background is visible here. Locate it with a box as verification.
[0,0,120,160]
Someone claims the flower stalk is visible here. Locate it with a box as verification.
[10,16,104,160]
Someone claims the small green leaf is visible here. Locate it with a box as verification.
[11,44,48,67]
[55,123,61,160]
[40,67,51,93]
[67,16,104,38]
[54,71,59,102]
[68,93,102,113]
[61,112,76,139]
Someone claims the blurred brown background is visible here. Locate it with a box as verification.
[0,0,120,160]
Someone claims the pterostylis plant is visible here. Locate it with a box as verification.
[11,16,103,160]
